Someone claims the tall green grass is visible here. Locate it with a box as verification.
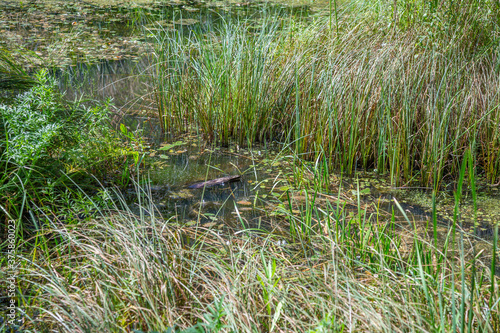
[11,158,500,332]
[153,0,500,188]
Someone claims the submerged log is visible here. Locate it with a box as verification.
[187,175,241,189]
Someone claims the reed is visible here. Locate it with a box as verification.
[152,0,500,188]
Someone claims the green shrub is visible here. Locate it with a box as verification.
[0,70,133,226]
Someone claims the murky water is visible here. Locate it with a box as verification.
[122,136,284,231]
[346,174,500,240]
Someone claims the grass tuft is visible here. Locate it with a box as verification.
[153,0,500,188]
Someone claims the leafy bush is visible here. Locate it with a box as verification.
[0,69,133,227]
[1,70,106,164]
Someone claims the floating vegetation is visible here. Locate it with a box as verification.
[0,0,311,67]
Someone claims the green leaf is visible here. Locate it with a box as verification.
[120,123,127,135]
[159,141,185,151]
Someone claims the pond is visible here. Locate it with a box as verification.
[132,130,500,243]
[2,0,499,242]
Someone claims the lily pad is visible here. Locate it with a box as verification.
[352,188,371,196]
[159,140,185,151]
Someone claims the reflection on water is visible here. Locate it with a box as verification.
[52,57,152,111]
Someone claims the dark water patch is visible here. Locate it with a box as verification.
[123,135,279,231]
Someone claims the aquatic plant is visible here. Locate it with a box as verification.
[0,48,36,91]
[153,0,500,189]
